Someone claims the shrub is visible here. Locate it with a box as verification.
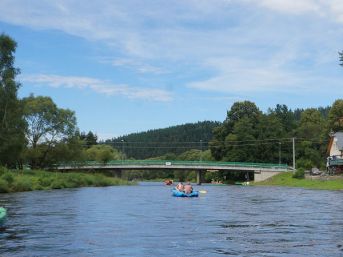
[1,172,14,184]
[12,179,32,192]
[292,168,305,179]
[38,176,54,187]
[296,159,313,170]
[51,179,65,189]
[0,178,9,193]
[0,166,9,176]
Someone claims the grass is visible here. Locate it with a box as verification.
[254,172,343,190]
[0,167,134,193]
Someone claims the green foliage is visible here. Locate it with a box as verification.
[339,51,343,66]
[292,168,305,179]
[12,177,32,192]
[296,159,313,170]
[209,100,335,169]
[0,178,9,193]
[106,121,220,159]
[1,172,14,184]
[86,145,122,163]
[22,95,78,168]
[80,131,98,147]
[0,34,26,167]
[0,168,133,193]
[328,99,343,132]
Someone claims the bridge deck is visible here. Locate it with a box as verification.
[54,160,289,172]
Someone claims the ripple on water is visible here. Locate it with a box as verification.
[0,184,342,256]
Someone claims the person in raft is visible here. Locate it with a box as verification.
[184,182,193,194]
[175,182,184,192]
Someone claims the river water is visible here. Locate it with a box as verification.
[0,183,342,256]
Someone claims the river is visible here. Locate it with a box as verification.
[0,183,342,256]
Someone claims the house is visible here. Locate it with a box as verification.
[327,132,343,158]
[326,132,343,174]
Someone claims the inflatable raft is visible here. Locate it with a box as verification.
[172,189,199,197]
[0,207,7,221]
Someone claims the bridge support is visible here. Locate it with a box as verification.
[111,169,122,178]
[196,170,202,185]
[254,170,282,182]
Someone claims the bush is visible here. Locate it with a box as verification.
[292,168,305,179]
[0,166,9,176]
[0,178,9,193]
[38,176,54,187]
[1,172,14,184]
[296,159,313,170]
[51,179,65,189]
[12,179,32,192]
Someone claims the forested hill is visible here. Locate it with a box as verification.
[104,121,221,159]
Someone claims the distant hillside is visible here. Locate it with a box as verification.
[105,121,221,159]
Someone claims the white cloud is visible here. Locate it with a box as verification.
[187,56,342,94]
[21,74,173,102]
[3,0,343,97]
[248,0,322,15]
[99,57,167,74]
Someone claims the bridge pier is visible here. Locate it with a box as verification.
[111,169,122,178]
[254,170,282,182]
[196,170,202,185]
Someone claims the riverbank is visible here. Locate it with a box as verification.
[254,172,343,190]
[0,168,134,193]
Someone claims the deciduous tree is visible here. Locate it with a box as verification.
[0,34,25,167]
[22,95,77,168]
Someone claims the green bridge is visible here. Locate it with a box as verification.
[54,160,290,184]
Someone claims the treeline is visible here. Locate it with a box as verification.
[209,101,343,170]
[104,121,220,159]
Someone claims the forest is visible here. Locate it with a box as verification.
[1,33,343,182]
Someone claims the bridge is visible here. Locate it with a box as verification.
[53,160,290,184]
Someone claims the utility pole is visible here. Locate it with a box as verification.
[292,137,296,171]
[121,139,124,164]
[200,140,203,163]
[279,142,281,166]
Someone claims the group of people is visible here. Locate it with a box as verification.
[175,182,193,194]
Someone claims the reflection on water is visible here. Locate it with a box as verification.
[0,183,342,256]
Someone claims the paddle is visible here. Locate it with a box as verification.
[199,190,207,194]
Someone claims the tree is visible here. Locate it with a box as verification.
[328,99,343,132]
[255,114,285,164]
[22,95,77,168]
[86,145,122,164]
[268,104,296,134]
[210,101,261,161]
[296,109,326,168]
[225,101,261,128]
[297,108,325,140]
[0,34,25,167]
[49,135,87,165]
[80,131,98,148]
[339,51,343,66]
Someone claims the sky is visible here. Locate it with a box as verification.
[1,0,343,139]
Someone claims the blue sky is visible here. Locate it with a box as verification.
[1,0,343,139]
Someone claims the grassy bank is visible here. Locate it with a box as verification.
[0,167,134,193]
[254,172,343,190]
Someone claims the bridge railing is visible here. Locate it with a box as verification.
[54,160,289,170]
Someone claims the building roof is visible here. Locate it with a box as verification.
[334,132,343,150]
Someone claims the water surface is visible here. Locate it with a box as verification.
[0,183,342,256]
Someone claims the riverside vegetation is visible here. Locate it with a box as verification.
[254,171,343,190]
[0,167,133,193]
